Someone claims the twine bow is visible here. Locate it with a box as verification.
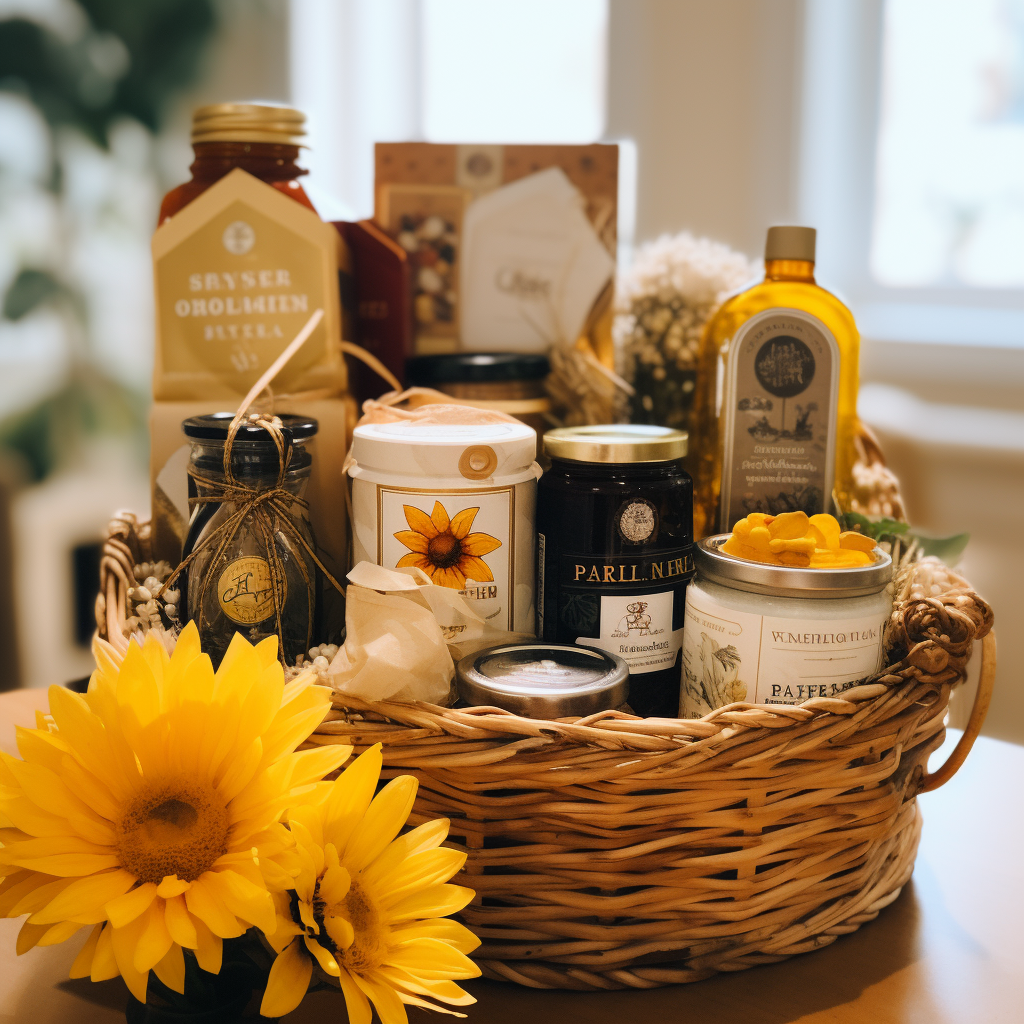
[157,309,349,665]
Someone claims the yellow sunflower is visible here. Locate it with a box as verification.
[394,501,501,589]
[260,744,480,1021]
[0,622,350,1003]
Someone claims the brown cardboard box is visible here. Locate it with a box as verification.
[374,143,618,365]
[150,393,357,640]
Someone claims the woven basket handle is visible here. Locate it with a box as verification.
[918,630,997,793]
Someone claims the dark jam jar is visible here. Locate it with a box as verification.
[536,425,694,718]
[181,413,319,667]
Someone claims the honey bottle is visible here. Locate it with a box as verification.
[690,226,859,537]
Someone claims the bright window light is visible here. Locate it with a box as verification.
[421,0,608,143]
[872,0,1024,288]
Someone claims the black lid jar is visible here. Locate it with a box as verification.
[405,352,551,436]
[180,413,319,667]
[536,425,694,718]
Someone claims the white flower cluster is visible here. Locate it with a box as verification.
[615,233,757,424]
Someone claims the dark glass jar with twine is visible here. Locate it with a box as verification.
[175,412,322,667]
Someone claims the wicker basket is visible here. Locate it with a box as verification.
[97,515,995,992]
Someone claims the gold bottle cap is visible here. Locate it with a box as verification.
[191,103,307,146]
[765,225,816,262]
[543,424,687,464]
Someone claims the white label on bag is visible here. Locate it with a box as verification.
[680,586,887,717]
[376,485,515,630]
[578,590,684,674]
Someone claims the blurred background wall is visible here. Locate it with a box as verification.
[0,0,1019,742]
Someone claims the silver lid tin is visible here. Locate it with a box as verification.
[455,643,629,719]
[696,534,893,599]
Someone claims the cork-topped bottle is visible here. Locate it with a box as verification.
[690,226,860,537]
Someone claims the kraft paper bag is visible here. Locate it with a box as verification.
[327,562,531,704]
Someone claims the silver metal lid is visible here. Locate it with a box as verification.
[696,534,893,598]
[543,424,687,464]
[455,643,630,719]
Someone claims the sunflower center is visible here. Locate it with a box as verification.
[427,532,461,569]
[116,781,229,884]
[314,879,388,973]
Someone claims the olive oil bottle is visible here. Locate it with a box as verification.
[690,226,859,537]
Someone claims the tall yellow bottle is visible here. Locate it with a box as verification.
[690,226,859,537]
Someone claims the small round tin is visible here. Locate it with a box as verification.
[455,642,629,719]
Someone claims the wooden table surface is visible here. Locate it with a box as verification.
[1,687,1019,1024]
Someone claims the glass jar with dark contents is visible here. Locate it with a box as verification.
[181,413,319,667]
[536,425,694,717]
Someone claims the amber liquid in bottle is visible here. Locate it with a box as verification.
[158,140,315,223]
[690,253,860,538]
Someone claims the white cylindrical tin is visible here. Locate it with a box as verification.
[348,420,539,634]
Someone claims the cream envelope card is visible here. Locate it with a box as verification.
[459,167,614,352]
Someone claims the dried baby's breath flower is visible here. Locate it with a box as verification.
[615,233,757,432]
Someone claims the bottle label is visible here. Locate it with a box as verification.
[376,485,515,630]
[679,586,887,717]
[556,550,694,674]
[218,555,283,625]
[719,307,839,532]
[152,168,345,400]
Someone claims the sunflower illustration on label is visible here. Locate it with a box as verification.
[394,500,502,589]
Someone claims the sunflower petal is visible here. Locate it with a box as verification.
[152,943,186,995]
[69,923,103,979]
[323,744,383,854]
[390,918,482,955]
[352,969,409,1024]
[388,936,482,979]
[431,565,466,589]
[460,532,502,557]
[193,917,222,974]
[90,923,120,982]
[32,868,135,925]
[200,868,276,935]
[403,505,439,539]
[343,775,418,873]
[185,877,246,939]
[393,531,430,554]
[338,969,374,1024]
[457,555,494,584]
[448,507,478,540]
[385,884,475,923]
[110,913,149,1002]
[376,849,467,908]
[105,882,158,928]
[396,552,432,572]
[324,913,354,951]
[164,893,198,949]
[134,899,173,973]
[304,935,341,976]
[260,938,312,1018]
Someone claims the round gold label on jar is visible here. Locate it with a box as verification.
[217,556,282,625]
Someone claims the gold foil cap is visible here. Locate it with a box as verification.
[765,225,816,262]
[543,424,687,464]
[191,103,307,146]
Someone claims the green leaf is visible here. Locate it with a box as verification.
[911,531,970,563]
[2,269,63,321]
[840,511,909,539]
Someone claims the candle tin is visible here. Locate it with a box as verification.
[680,535,893,717]
[456,642,629,719]
[536,425,694,718]
[348,420,539,632]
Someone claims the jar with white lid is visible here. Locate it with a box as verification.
[679,535,894,717]
[348,420,539,633]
